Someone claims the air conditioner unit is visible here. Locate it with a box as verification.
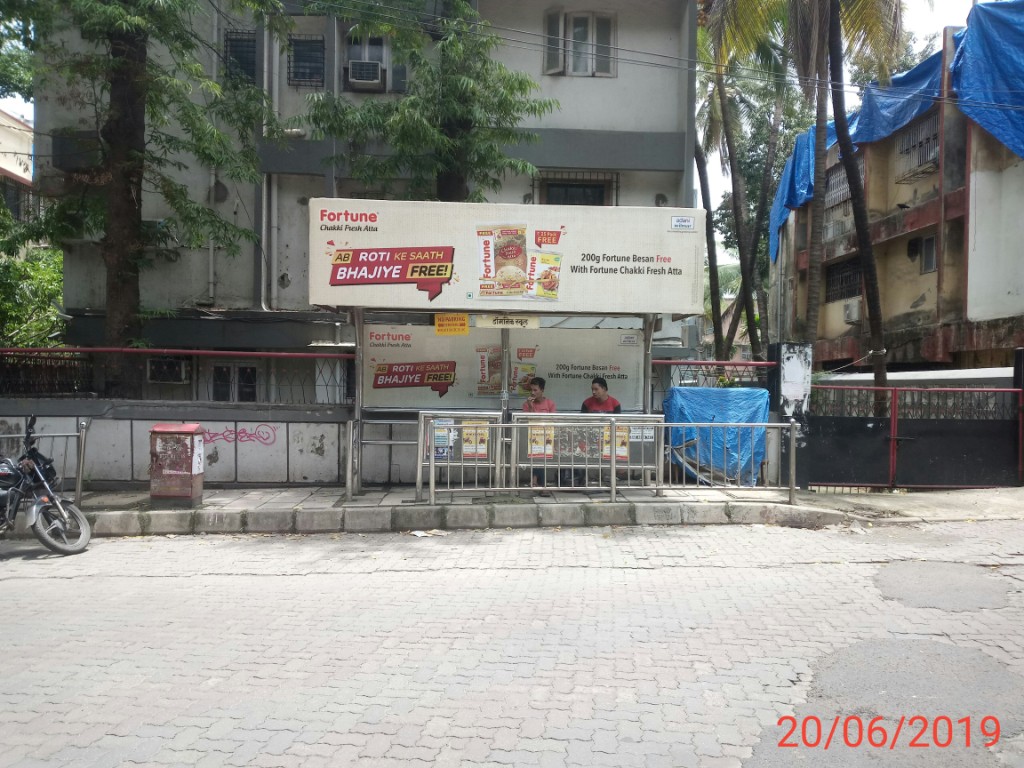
[843,299,861,325]
[147,356,190,384]
[349,60,383,90]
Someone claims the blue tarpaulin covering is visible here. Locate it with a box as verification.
[770,1,1024,263]
[663,387,769,486]
[951,1,1024,160]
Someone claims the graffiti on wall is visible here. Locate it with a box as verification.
[205,424,279,446]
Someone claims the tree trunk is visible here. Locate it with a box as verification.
[695,141,725,360]
[99,27,148,396]
[747,92,785,349]
[828,0,887,393]
[716,71,761,360]
[436,167,469,202]
[756,281,770,347]
[803,48,828,346]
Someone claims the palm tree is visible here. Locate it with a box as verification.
[827,0,900,391]
[707,0,901,389]
[694,28,727,360]
[698,14,789,361]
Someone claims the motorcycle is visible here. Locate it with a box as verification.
[0,416,91,555]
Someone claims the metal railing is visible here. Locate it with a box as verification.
[417,415,798,505]
[0,347,355,405]
[0,419,90,504]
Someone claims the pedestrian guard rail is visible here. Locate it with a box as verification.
[416,411,798,505]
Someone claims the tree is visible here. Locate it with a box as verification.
[708,0,901,388]
[694,28,726,360]
[828,0,900,392]
[0,13,33,99]
[304,0,556,202]
[711,70,813,348]
[849,28,937,87]
[0,245,64,346]
[703,5,792,361]
[0,0,289,392]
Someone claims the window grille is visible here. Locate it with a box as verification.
[823,156,864,209]
[224,30,257,83]
[533,170,619,206]
[825,258,862,303]
[0,177,32,222]
[288,35,325,88]
[895,111,939,183]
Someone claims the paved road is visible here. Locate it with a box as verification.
[2,522,1023,768]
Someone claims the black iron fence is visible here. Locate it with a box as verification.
[0,347,355,405]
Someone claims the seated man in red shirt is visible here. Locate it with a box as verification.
[524,377,556,491]
[581,376,621,414]
[575,377,621,486]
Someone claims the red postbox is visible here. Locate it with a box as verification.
[150,423,204,507]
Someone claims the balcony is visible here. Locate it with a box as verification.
[895,112,940,184]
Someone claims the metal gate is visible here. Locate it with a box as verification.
[804,386,1023,489]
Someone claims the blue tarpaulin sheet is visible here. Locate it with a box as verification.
[663,387,769,486]
[951,1,1024,160]
[770,1,1024,263]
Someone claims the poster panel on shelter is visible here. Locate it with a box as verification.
[310,199,703,315]
[361,325,644,410]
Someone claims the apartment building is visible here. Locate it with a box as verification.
[0,107,33,225]
[770,2,1024,371]
[33,1,698,391]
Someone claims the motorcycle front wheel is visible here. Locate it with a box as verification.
[32,502,91,555]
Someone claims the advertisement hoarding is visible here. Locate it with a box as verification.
[362,325,644,410]
[310,199,704,315]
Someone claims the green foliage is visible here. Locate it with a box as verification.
[0,7,35,98]
[0,244,65,346]
[305,0,556,201]
[0,0,290,350]
[848,29,939,87]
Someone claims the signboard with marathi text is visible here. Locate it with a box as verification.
[362,325,644,409]
[310,199,704,314]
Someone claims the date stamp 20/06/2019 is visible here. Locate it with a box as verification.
[778,715,1001,750]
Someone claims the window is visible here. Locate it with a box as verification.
[288,35,325,88]
[543,182,607,206]
[825,259,862,303]
[534,170,618,206]
[0,178,30,222]
[544,10,615,77]
[224,30,256,83]
[911,235,937,274]
[147,356,190,384]
[345,34,406,93]
[212,364,260,402]
[895,111,939,183]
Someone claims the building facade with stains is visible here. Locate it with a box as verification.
[770,6,1024,371]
